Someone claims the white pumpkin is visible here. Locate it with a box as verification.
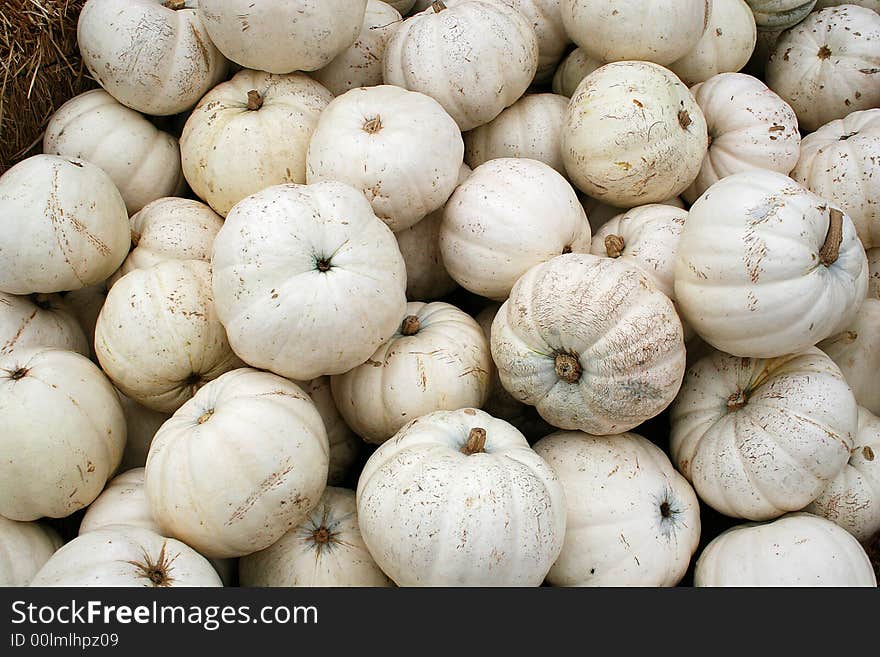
[211,182,407,381]
[582,195,686,233]
[95,260,243,413]
[146,368,329,559]
[0,155,129,295]
[562,61,708,207]
[77,0,228,116]
[561,0,709,66]
[198,0,366,74]
[306,85,464,232]
[440,158,591,300]
[670,0,758,86]
[79,468,159,535]
[313,1,403,96]
[357,408,566,586]
[746,0,818,30]
[117,393,170,471]
[870,248,880,298]
[694,512,876,587]
[0,517,62,586]
[0,347,126,521]
[30,526,222,587]
[0,292,89,357]
[383,0,539,131]
[807,407,880,542]
[491,254,686,435]
[295,378,360,487]
[684,73,801,203]
[43,90,184,215]
[766,5,880,132]
[819,298,880,416]
[671,347,857,520]
[551,47,602,98]
[63,281,109,360]
[181,69,333,217]
[534,431,701,587]
[674,171,868,358]
[464,93,569,175]
[331,302,492,444]
[791,108,880,250]
[240,487,392,587]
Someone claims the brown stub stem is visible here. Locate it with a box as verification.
[162,1,186,9]
[727,389,748,412]
[313,527,331,544]
[462,427,487,455]
[554,353,582,383]
[660,501,671,518]
[605,234,625,258]
[432,1,447,12]
[197,409,214,425]
[246,90,264,111]
[401,315,421,336]
[10,368,28,381]
[819,208,844,266]
[363,115,382,134]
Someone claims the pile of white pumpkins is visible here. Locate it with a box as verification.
[1,0,879,588]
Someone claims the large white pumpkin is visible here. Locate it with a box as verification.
[383,0,539,131]
[30,526,222,587]
[240,487,392,587]
[671,348,857,520]
[0,517,62,586]
[561,0,709,66]
[0,347,126,521]
[117,393,170,471]
[674,171,868,358]
[79,468,159,535]
[491,254,686,435]
[694,512,876,587]
[807,407,880,542]
[791,108,880,250]
[551,47,602,98]
[331,302,492,444]
[145,368,329,559]
[562,61,708,207]
[307,85,464,232]
[766,5,880,132]
[77,0,228,116]
[0,155,129,295]
[746,0,818,30]
[440,158,591,300]
[0,292,88,357]
[684,73,801,203]
[181,69,333,217]
[95,260,242,413]
[357,408,566,586]
[211,182,407,381]
[534,431,701,587]
[198,0,366,74]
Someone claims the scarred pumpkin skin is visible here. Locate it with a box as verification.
[0,518,62,587]
[0,292,89,358]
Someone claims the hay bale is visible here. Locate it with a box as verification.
[1,0,96,173]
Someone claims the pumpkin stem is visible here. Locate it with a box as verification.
[127,542,176,587]
[162,0,187,9]
[431,1,447,12]
[561,244,572,255]
[362,115,383,134]
[554,353,582,384]
[197,409,214,425]
[316,257,332,272]
[819,208,844,267]
[246,90,264,111]
[461,427,487,455]
[817,45,832,60]
[604,234,625,258]
[727,389,748,412]
[401,315,421,336]
[660,501,671,518]
[313,527,331,544]
[9,368,28,381]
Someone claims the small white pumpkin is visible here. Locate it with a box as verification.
[63,281,109,360]
[562,61,708,207]
[211,182,407,381]
[694,512,876,587]
[464,93,569,175]
[0,292,89,357]
[383,0,539,131]
[807,407,880,543]
[791,108,880,250]
[561,0,709,66]
[491,254,686,435]
[670,347,857,520]
[870,248,880,298]
[534,431,701,587]
[745,0,818,30]
[0,155,129,295]
[145,368,329,559]
[818,298,880,416]
[79,468,159,535]
[77,0,228,116]
[0,517,62,586]
[306,85,464,232]
[582,195,686,233]
[198,0,366,74]
[0,347,126,521]
[357,408,566,586]
[674,171,868,358]
[95,260,243,413]
[331,302,492,444]
[313,1,404,96]
[181,69,333,217]
[117,393,170,471]
[440,158,591,300]
[766,5,880,132]
[670,0,758,86]
[30,526,222,587]
[240,487,393,587]
[551,47,602,98]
